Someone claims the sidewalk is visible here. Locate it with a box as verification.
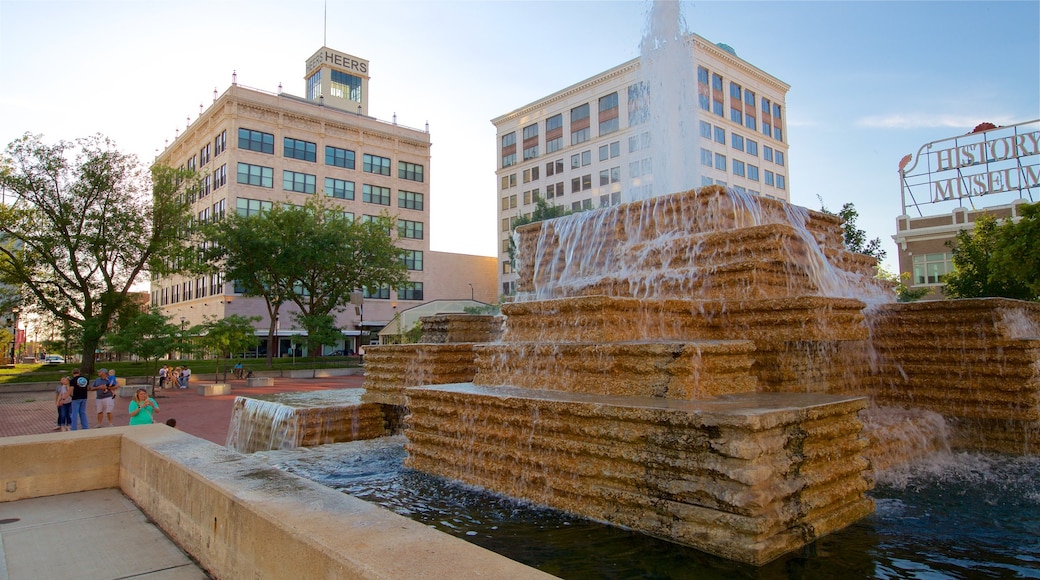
[0,374,366,444]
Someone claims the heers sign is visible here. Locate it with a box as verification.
[307,49,368,74]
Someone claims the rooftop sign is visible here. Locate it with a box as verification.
[899,119,1039,216]
[306,47,369,76]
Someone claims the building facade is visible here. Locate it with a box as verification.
[492,34,791,296]
[153,47,495,353]
[894,119,1039,299]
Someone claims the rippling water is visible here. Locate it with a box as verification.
[254,437,1040,579]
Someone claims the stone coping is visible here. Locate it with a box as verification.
[0,427,553,579]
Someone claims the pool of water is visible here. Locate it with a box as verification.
[254,437,1040,579]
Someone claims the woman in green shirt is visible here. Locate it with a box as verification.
[128,388,159,425]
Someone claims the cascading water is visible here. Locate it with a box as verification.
[634,0,701,201]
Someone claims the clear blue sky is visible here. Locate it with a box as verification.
[2,1,1037,273]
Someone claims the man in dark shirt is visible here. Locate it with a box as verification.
[91,368,117,427]
[69,369,90,430]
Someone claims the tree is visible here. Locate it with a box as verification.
[202,196,407,361]
[818,197,886,261]
[0,134,194,375]
[194,314,260,381]
[944,205,1038,300]
[106,307,184,386]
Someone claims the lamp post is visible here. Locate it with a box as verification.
[468,283,474,301]
[9,307,19,364]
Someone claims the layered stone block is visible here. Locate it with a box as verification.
[404,384,874,566]
[473,340,757,399]
[362,343,479,405]
[864,299,1040,453]
[226,393,388,453]
[420,314,503,344]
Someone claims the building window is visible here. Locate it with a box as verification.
[398,281,424,301]
[326,146,356,169]
[913,253,953,285]
[363,284,390,300]
[236,197,272,217]
[398,219,424,240]
[711,73,724,117]
[213,164,227,189]
[765,170,774,186]
[714,126,725,145]
[325,177,354,200]
[237,163,273,188]
[697,66,710,110]
[775,151,785,167]
[397,161,424,182]
[748,165,759,181]
[746,140,758,157]
[545,114,563,154]
[773,104,783,142]
[731,133,744,152]
[331,69,363,102]
[700,121,712,139]
[284,137,317,162]
[214,130,227,156]
[776,174,786,190]
[212,198,226,220]
[401,250,423,271]
[763,146,774,163]
[307,71,321,100]
[628,82,649,126]
[363,154,391,176]
[571,103,591,145]
[582,174,592,190]
[501,132,517,168]
[522,123,539,160]
[546,159,564,176]
[283,170,316,194]
[398,190,424,210]
[200,144,211,167]
[363,184,391,205]
[715,153,727,171]
[598,92,619,135]
[700,148,712,167]
[733,160,745,177]
[523,166,540,183]
[238,128,274,154]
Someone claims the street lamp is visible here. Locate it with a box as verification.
[9,307,19,364]
[468,283,474,301]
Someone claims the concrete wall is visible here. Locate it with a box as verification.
[0,428,553,579]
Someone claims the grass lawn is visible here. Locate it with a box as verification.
[0,356,361,385]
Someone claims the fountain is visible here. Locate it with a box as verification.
[239,0,1040,568]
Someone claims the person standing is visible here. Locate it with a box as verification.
[181,366,191,389]
[54,376,72,431]
[91,368,117,427]
[128,388,159,425]
[158,365,167,389]
[69,369,90,430]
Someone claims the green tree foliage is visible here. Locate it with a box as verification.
[944,204,1039,300]
[106,307,185,384]
[201,196,407,361]
[507,199,572,266]
[0,133,194,375]
[818,197,886,261]
[194,314,261,381]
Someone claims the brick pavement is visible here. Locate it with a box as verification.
[0,374,366,445]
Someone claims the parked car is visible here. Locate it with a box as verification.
[43,355,65,364]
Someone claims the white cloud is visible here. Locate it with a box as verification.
[855,113,1018,130]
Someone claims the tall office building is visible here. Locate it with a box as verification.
[154,47,495,354]
[492,34,790,296]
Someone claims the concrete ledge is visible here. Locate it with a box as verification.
[246,377,274,387]
[197,383,231,396]
[0,428,552,579]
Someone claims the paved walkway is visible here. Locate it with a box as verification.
[0,373,368,579]
[0,374,366,444]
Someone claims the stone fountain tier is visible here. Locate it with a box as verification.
[362,343,481,406]
[501,295,869,394]
[404,384,874,566]
[864,298,1040,454]
[419,314,503,344]
[472,340,757,399]
[226,391,389,454]
[514,186,882,300]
